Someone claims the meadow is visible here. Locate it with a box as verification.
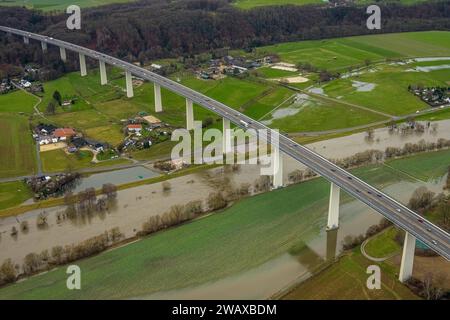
[258,31,450,72]
[364,227,401,259]
[0,181,33,211]
[0,90,38,114]
[260,95,387,132]
[282,248,417,300]
[232,0,321,9]
[385,148,450,182]
[0,148,445,299]
[0,0,135,11]
[322,63,449,116]
[40,149,131,173]
[0,113,36,178]
[233,0,429,9]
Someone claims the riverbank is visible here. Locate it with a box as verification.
[0,147,448,299]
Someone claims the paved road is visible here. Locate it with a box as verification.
[1,26,449,260]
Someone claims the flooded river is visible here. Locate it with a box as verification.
[1,119,450,298]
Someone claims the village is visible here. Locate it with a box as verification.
[34,112,174,163]
[409,85,450,107]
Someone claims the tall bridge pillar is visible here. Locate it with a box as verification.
[327,182,340,230]
[399,231,416,283]
[59,47,67,62]
[154,83,162,113]
[41,41,47,52]
[125,70,134,98]
[223,118,232,154]
[272,146,283,188]
[79,53,87,77]
[99,61,107,85]
[23,36,29,44]
[186,98,194,130]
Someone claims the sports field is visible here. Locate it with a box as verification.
[0,0,135,11]
[1,148,446,299]
[0,113,36,178]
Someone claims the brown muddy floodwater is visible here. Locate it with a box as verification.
[0,119,449,298]
[143,176,447,300]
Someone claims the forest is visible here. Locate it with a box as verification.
[0,0,449,68]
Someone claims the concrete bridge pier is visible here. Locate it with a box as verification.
[186,98,194,130]
[79,53,87,77]
[272,146,283,188]
[223,118,232,154]
[399,231,416,283]
[326,228,338,262]
[327,182,340,230]
[154,83,162,112]
[23,36,29,44]
[99,60,107,85]
[41,41,47,52]
[125,70,134,98]
[59,47,67,62]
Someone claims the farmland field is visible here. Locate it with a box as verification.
[40,149,131,172]
[258,31,450,72]
[259,94,387,132]
[233,0,429,9]
[364,227,401,259]
[233,0,321,9]
[0,113,36,178]
[0,0,135,11]
[386,148,450,182]
[322,65,449,116]
[282,248,417,300]
[1,148,446,299]
[0,90,38,114]
[0,181,33,211]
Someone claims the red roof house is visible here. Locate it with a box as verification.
[53,128,76,139]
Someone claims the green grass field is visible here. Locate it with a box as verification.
[364,227,401,259]
[0,90,38,114]
[282,248,418,300]
[256,66,299,78]
[0,0,135,11]
[322,64,449,116]
[258,31,450,72]
[233,0,321,9]
[40,149,131,173]
[0,181,33,211]
[1,147,446,299]
[233,0,429,9]
[0,113,36,178]
[386,148,450,182]
[260,96,387,132]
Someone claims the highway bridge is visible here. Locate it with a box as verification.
[1,26,449,282]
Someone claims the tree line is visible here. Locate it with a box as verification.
[0,0,449,73]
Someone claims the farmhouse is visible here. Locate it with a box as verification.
[127,124,143,133]
[35,123,57,135]
[53,128,76,141]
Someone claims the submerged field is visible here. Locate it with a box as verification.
[1,147,447,299]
